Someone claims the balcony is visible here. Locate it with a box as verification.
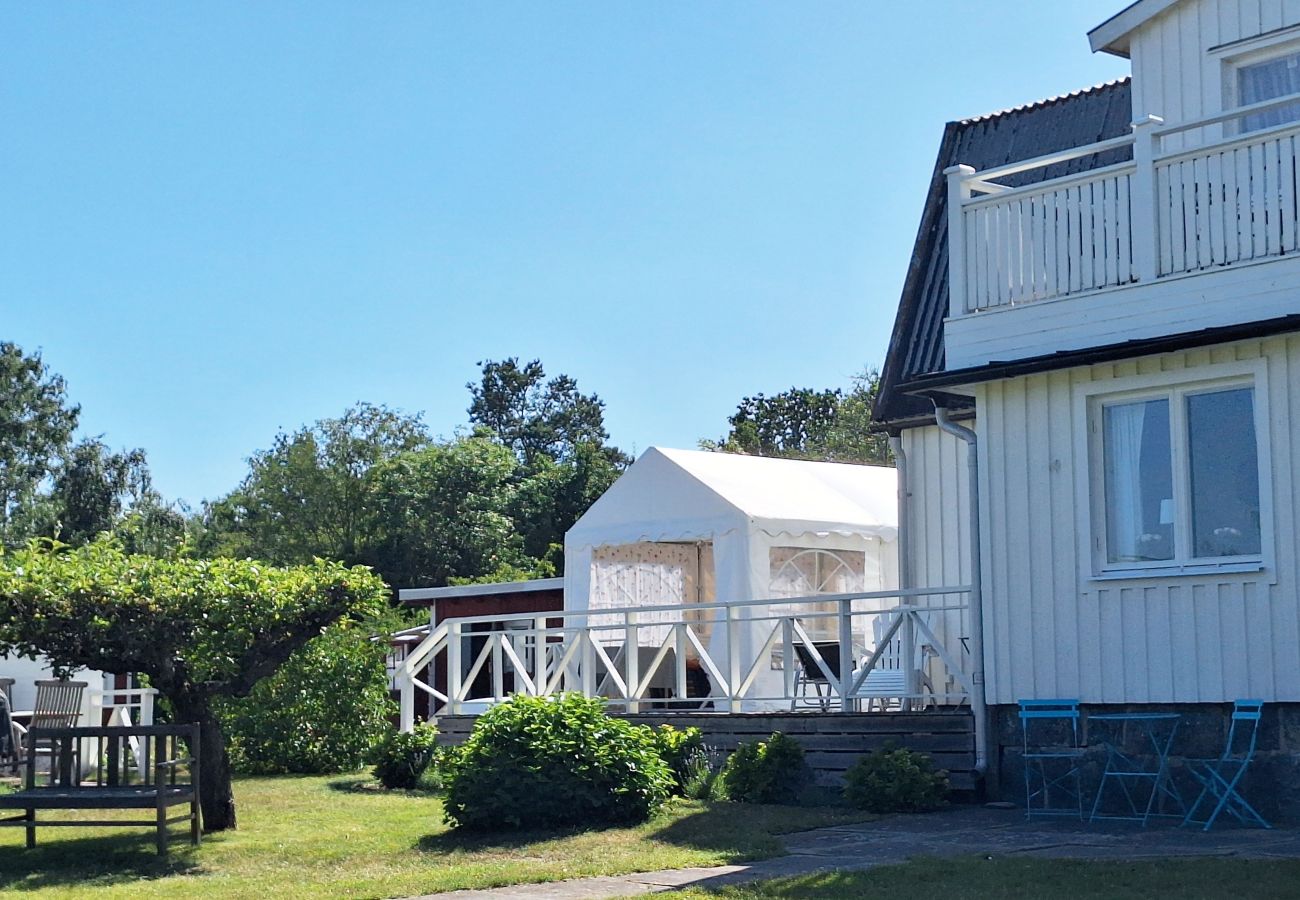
[944,92,1300,369]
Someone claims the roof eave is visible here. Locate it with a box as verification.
[1088,0,1183,58]
[897,315,1300,395]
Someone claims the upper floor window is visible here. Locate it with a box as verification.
[1237,49,1300,130]
[1088,373,1267,576]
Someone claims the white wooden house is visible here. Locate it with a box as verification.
[873,0,1300,807]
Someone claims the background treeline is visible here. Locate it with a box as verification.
[1,339,887,775]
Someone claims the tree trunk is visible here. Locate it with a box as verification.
[169,692,237,833]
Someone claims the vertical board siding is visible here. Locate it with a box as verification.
[902,426,973,697]
[936,334,1300,705]
[1132,0,1300,129]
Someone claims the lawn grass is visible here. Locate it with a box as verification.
[0,774,873,898]
[671,856,1300,899]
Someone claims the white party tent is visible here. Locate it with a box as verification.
[563,447,899,706]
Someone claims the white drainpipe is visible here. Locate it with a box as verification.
[932,403,989,776]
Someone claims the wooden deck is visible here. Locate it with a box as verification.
[436,708,978,792]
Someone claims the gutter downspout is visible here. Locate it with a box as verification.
[932,404,989,777]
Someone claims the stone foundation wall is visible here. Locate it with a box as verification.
[987,702,1300,822]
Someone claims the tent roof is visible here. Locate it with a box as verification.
[565,447,897,548]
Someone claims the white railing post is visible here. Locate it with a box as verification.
[901,604,917,710]
[944,164,976,317]
[447,620,463,715]
[140,688,155,727]
[726,604,742,713]
[399,676,415,731]
[581,632,596,697]
[625,611,640,714]
[491,633,505,702]
[838,598,854,713]
[781,617,795,701]
[1130,114,1164,282]
[533,615,549,698]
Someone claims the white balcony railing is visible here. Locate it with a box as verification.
[948,91,1300,316]
[396,586,972,729]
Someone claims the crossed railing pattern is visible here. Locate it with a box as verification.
[397,587,972,729]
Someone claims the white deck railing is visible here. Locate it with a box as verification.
[948,91,1300,315]
[396,586,972,730]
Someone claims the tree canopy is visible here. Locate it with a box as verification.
[0,540,388,832]
[704,369,892,466]
[0,343,80,546]
[468,357,628,468]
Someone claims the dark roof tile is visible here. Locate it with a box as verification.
[873,78,1133,426]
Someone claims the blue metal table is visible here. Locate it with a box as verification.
[1088,712,1185,826]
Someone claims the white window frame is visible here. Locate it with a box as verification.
[1074,359,1273,581]
[1215,27,1300,132]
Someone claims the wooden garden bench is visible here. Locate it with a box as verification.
[0,724,200,855]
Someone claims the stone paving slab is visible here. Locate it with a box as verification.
[416,805,1300,900]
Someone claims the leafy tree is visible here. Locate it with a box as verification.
[468,359,630,569]
[705,369,892,465]
[0,343,79,546]
[0,541,388,832]
[468,358,627,468]
[199,403,428,565]
[220,616,397,776]
[37,439,188,552]
[510,442,623,568]
[367,435,530,588]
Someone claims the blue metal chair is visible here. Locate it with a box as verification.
[1182,699,1271,831]
[1019,699,1086,819]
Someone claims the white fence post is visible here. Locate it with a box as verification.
[533,615,549,698]
[1130,114,1164,282]
[837,599,855,713]
[901,600,917,709]
[726,604,742,713]
[447,620,463,715]
[625,611,640,714]
[399,676,415,731]
[944,164,976,317]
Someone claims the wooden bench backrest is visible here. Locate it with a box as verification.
[25,724,200,792]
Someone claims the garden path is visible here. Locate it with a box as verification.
[414,805,1300,899]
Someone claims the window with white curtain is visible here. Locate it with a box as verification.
[1237,48,1300,131]
[1092,380,1264,573]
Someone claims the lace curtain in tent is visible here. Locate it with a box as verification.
[589,542,714,647]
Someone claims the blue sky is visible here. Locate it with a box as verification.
[1,2,1128,506]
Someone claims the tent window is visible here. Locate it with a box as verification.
[768,548,865,643]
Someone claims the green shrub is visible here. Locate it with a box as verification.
[651,724,705,794]
[720,732,811,804]
[221,620,396,775]
[843,746,949,812]
[443,694,673,830]
[371,722,440,789]
[682,743,727,801]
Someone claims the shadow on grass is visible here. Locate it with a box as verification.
[416,799,845,862]
[325,775,443,798]
[641,802,788,860]
[416,820,600,853]
[0,831,203,892]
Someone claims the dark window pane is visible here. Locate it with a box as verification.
[1103,399,1174,563]
[1188,388,1262,558]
